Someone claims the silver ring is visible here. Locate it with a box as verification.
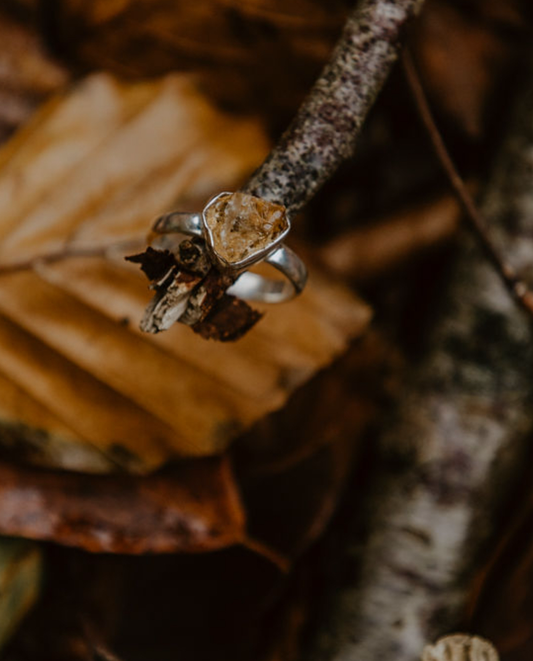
[153,192,308,303]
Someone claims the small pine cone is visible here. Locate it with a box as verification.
[422,634,499,661]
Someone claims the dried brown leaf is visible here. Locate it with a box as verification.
[0,72,371,471]
[42,0,349,115]
[317,195,461,282]
[0,11,68,138]
[0,457,246,553]
[411,0,526,137]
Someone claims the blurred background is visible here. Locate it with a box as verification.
[0,1,532,660]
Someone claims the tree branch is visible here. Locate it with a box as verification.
[140,0,426,337]
[306,56,533,661]
[402,49,533,318]
[243,0,425,214]
[0,238,144,276]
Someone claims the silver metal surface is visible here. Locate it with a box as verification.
[153,211,203,236]
[152,204,307,303]
[228,245,307,302]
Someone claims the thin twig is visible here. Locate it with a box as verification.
[402,49,533,318]
[0,237,145,276]
[82,618,124,661]
[240,536,291,574]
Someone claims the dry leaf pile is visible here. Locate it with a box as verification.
[0,1,532,660]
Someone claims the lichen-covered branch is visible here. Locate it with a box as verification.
[306,62,533,661]
[137,0,426,337]
[243,0,425,214]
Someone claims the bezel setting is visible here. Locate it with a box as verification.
[201,191,291,272]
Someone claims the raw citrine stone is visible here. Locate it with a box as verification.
[203,192,289,267]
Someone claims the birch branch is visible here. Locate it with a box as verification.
[306,58,533,661]
[137,0,426,337]
[403,51,533,319]
[243,0,425,214]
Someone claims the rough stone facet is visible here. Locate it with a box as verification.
[203,192,289,267]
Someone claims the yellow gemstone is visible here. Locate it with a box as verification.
[203,192,288,266]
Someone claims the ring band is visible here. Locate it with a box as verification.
[153,207,308,303]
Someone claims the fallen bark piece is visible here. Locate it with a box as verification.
[139,270,204,333]
[0,458,246,554]
[307,58,533,661]
[131,240,263,338]
[422,634,499,661]
[130,225,268,336]
[0,538,42,651]
[0,72,370,471]
[191,295,263,342]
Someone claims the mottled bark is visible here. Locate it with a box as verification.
[306,62,533,661]
[129,236,261,338]
[243,0,425,214]
[139,0,426,336]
